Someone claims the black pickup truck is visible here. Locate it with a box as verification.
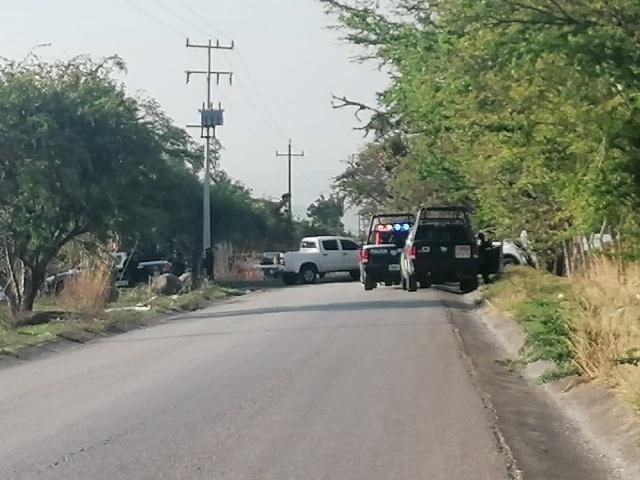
[400,207,502,293]
[359,213,415,291]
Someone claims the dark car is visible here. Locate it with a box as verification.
[400,207,501,293]
[359,213,414,291]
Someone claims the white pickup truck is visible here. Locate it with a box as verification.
[281,236,362,285]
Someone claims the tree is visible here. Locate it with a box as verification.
[307,194,346,235]
[321,0,640,264]
[0,55,173,315]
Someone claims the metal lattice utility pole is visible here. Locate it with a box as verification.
[276,140,304,220]
[186,38,234,251]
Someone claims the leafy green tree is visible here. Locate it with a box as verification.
[307,194,346,235]
[321,0,640,264]
[0,55,172,314]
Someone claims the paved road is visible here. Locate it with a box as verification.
[0,283,612,479]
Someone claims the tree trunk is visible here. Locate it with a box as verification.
[563,240,572,278]
[21,263,45,312]
[3,257,47,317]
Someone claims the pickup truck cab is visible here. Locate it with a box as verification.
[401,207,501,293]
[360,213,414,291]
[281,236,361,285]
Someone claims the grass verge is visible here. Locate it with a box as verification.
[485,267,579,382]
[486,261,640,412]
[0,283,241,356]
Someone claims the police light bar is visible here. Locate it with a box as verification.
[374,223,412,233]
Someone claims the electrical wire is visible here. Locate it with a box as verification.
[147,0,213,40]
[191,51,275,150]
[125,0,287,148]
[166,0,290,141]
[174,0,232,41]
[124,0,186,38]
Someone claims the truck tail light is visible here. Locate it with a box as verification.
[359,248,369,264]
[408,246,417,260]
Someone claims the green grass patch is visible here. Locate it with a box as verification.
[150,284,241,313]
[486,267,579,381]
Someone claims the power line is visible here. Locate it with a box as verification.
[235,54,289,140]
[124,0,185,38]
[193,49,285,144]
[148,0,212,39]
[174,0,232,41]
[126,1,288,147]
[218,89,277,151]
[165,0,290,140]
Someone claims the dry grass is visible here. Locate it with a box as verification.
[488,259,640,411]
[216,252,263,281]
[571,258,640,409]
[58,260,112,314]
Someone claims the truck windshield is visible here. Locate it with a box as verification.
[375,231,409,247]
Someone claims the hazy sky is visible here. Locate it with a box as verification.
[1,0,387,228]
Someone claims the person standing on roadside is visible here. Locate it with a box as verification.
[202,247,215,281]
[171,251,186,277]
[477,232,493,284]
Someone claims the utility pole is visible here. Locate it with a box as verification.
[276,139,304,220]
[186,38,234,252]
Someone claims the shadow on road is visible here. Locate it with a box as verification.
[172,298,471,322]
[218,274,356,292]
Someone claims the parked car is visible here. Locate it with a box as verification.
[359,213,415,291]
[281,236,361,285]
[400,207,502,293]
[501,240,534,267]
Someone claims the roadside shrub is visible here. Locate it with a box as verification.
[516,297,574,365]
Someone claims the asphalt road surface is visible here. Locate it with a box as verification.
[0,283,614,480]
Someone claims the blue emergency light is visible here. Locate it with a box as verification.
[391,223,412,232]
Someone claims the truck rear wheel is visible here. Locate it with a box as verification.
[407,275,418,292]
[350,270,361,281]
[299,264,318,284]
[364,274,376,291]
[460,277,479,293]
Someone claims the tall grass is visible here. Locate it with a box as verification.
[488,260,640,411]
[571,258,640,409]
[58,258,112,314]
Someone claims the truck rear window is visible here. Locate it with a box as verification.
[301,240,318,249]
[415,225,470,243]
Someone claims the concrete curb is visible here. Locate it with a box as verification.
[466,291,640,480]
